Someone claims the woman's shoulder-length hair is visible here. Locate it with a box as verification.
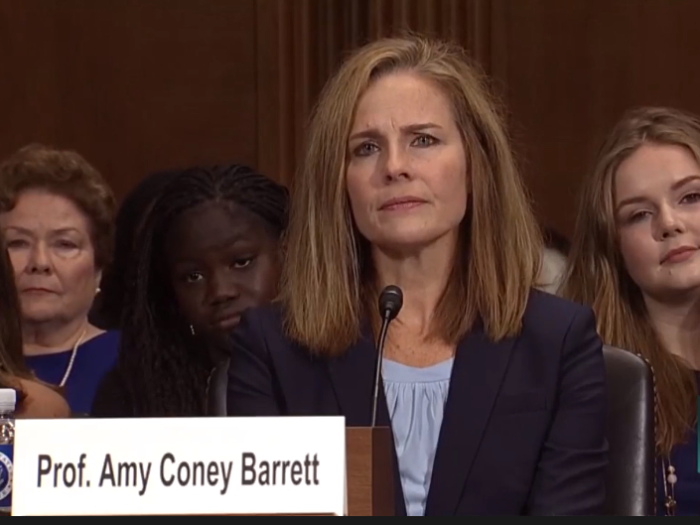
[281,34,543,357]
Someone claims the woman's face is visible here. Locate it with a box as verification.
[0,189,101,327]
[345,71,468,253]
[615,143,700,302]
[165,201,281,337]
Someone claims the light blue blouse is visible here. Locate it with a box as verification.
[382,357,454,516]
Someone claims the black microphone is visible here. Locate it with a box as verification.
[371,285,403,427]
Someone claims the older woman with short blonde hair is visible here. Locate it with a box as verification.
[0,233,69,419]
[0,144,119,415]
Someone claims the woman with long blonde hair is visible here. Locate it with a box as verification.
[227,35,607,515]
[563,106,700,515]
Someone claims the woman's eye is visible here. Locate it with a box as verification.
[411,134,438,148]
[56,240,78,250]
[353,142,378,157]
[233,258,253,269]
[185,272,204,283]
[681,192,700,204]
[5,239,28,249]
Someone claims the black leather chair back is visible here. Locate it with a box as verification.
[207,357,230,416]
[602,345,655,515]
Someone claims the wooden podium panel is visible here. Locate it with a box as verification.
[346,427,394,516]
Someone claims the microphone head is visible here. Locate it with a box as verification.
[378,285,403,321]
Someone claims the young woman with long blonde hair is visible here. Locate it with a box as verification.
[563,106,700,515]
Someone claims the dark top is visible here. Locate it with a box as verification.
[90,366,132,417]
[655,372,700,516]
[25,330,120,415]
[226,289,609,516]
[91,360,222,417]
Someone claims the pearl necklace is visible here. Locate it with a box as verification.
[662,457,677,515]
[59,328,87,388]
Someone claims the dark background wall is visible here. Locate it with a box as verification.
[2,0,699,236]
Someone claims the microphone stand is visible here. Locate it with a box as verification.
[371,311,392,428]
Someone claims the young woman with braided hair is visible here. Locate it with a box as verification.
[91,164,288,417]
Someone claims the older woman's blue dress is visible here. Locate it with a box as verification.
[25,330,120,415]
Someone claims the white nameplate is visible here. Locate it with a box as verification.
[11,416,346,516]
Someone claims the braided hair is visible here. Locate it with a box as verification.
[117,164,288,417]
[90,169,180,330]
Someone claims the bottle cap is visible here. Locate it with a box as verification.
[0,389,16,412]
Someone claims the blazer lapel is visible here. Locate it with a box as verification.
[326,325,408,516]
[424,324,517,516]
[326,326,383,426]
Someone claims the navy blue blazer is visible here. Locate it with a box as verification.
[226,289,608,515]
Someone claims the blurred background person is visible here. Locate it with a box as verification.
[0,144,119,415]
[91,164,288,417]
[562,106,700,516]
[227,35,607,516]
[537,227,570,295]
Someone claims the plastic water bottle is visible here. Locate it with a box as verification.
[0,389,16,514]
